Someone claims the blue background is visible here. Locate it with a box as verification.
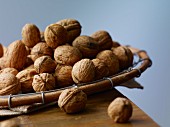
[0,0,170,126]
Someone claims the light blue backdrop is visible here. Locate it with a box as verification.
[0,0,169,126]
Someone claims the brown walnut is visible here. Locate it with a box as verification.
[0,67,18,76]
[30,42,53,61]
[54,45,82,66]
[56,19,81,43]
[96,50,120,75]
[107,97,133,123]
[32,73,55,92]
[34,56,56,73]
[22,23,41,48]
[72,35,99,58]
[92,58,109,80]
[58,88,87,114]
[0,73,21,95]
[112,46,133,70]
[44,24,67,49]
[72,59,95,83]
[16,69,37,93]
[91,30,113,50]
[54,65,74,88]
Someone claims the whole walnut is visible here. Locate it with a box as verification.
[92,58,109,80]
[16,69,37,93]
[30,42,53,61]
[3,40,27,71]
[72,35,99,58]
[0,67,18,76]
[107,97,133,123]
[112,46,133,70]
[34,56,56,73]
[32,73,55,92]
[72,59,95,83]
[58,88,87,114]
[54,45,82,66]
[0,73,21,95]
[56,19,81,43]
[44,24,68,49]
[91,30,113,50]
[54,65,74,88]
[96,50,119,75]
[22,23,41,48]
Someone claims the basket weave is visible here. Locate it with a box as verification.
[0,46,152,108]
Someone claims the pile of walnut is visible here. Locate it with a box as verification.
[0,18,133,95]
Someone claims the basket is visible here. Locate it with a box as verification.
[0,46,152,108]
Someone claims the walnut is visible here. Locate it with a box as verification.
[34,56,56,73]
[107,97,133,123]
[3,40,27,71]
[44,24,68,49]
[32,73,55,92]
[0,73,21,95]
[54,45,82,66]
[112,46,133,70]
[30,42,53,61]
[58,88,87,114]
[91,30,113,50]
[16,69,37,93]
[112,41,120,48]
[0,68,18,76]
[96,50,119,75]
[0,43,3,57]
[54,65,74,88]
[92,58,109,80]
[72,59,95,83]
[56,19,81,43]
[22,23,41,48]
[72,35,99,58]
[24,56,34,68]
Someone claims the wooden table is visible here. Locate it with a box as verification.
[0,88,159,127]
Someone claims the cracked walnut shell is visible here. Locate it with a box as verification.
[107,97,133,123]
[32,73,55,92]
[72,59,95,83]
[58,88,87,114]
[54,45,82,66]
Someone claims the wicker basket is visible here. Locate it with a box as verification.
[0,46,152,108]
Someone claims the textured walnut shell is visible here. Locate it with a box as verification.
[91,30,113,50]
[54,45,82,66]
[32,73,55,92]
[44,24,67,49]
[31,42,53,61]
[54,65,74,88]
[0,73,21,95]
[22,23,41,48]
[96,50,119,75]
[72,35,99,58]
[112,46,133,70]
[92,58,109,80]
[72,59,95,83]
[107,97,133,123]
[56,19,81,43]
[4,40,27,71]
[16,69,37,93]
[58,88,87,114]
[0,68,18,76]
[34,56,56,73]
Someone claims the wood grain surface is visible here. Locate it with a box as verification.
[0,88,159,127]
